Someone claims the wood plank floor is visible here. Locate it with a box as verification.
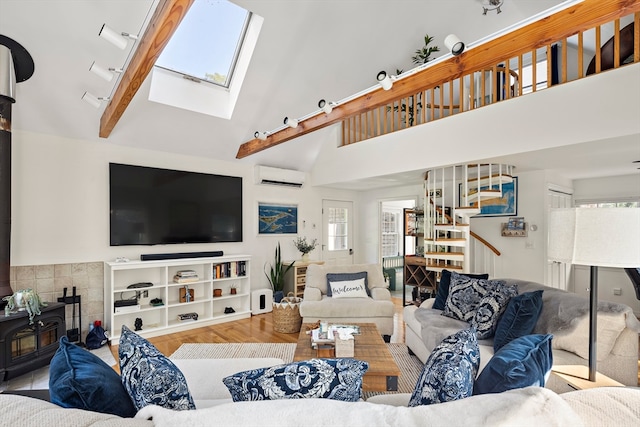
[110,296,406,361]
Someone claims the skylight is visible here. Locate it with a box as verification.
[155,0,250,88]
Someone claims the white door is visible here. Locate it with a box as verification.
[322,200,354,265]
[546,187,573,290]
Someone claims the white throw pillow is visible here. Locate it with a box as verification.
[329,278,369,298]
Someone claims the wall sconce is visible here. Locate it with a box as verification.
[99,24,138,50]
[481,0,504,15]
[283,117,298,128]
[444,34,465,56]
[318,99,335,114]
[376,71,393,90]
[89,61,123,82]
[81,92,110,108]
[254,131,268,140]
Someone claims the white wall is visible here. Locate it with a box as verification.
[11,130,356,290]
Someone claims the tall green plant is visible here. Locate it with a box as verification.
[265,242,294,293]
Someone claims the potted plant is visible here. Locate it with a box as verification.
[265,242,294,302]
[293,236,318,261]
[3,288,47,324]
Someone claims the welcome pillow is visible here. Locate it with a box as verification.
[329,278,369,298]
[119,326,195,411]
[326,272,369,296]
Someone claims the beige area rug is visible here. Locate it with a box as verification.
[170,343,424,398]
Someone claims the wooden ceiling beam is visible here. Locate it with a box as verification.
[99,0,195,138]
[236,0,640,159]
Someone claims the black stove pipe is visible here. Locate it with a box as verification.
[0,36,35,302]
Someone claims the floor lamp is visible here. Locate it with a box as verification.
[548,207,640,382]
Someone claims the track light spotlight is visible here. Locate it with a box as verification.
[376,71,393,90]
[81,91,110,108]
[283,117,299,128]
[444,34,465,56]
[89,61,123,82]
[99,24,138,50]
[254,131,268,140]
[318,99,335,114]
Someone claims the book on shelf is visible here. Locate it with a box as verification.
[175,269,198,277]
[213,261,247,279]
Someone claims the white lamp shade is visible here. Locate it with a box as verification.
[548,208,640,268]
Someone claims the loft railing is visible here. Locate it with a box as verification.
[340,1,640,146]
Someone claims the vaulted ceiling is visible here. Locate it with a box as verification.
[1,0,638,188]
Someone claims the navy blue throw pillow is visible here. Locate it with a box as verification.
[223,358,368,402]
[473,334,553,395]
[326,272,369,296]
[493,290,544,352]
[49,336,136,417]
[119,326,195,411]
[408,328,480,406]
[433,270,489,310]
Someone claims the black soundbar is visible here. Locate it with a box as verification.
[141,251,224,261]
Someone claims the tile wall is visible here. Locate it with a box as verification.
[9,262,104,342]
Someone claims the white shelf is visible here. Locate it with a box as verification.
[105,255,252,344]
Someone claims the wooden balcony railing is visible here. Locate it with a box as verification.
[236,0,640,158]
[340,0,640,146]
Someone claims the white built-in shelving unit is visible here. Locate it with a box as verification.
[104,255,251,344]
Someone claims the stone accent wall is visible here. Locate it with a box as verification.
[9,262,104,342]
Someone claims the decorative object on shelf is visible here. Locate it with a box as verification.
[174,270,198,284]
[180,286,194,303]
[213,288,222,297]
[177,312,198,322]
[134,317,142,331]
[480,0,504,15]
[224,307,235,314]
[150,298,164,307]
[293,236,318,261]
[3,288,47,324]
[501,217,527,237]
[230,285,237,295]
[265,242,295,303]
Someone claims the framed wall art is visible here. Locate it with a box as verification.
[459,177,517,217]
[258,202,298,235]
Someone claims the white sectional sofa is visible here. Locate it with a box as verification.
[404,278,640,392]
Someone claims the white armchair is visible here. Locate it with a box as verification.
[299,263,395,340]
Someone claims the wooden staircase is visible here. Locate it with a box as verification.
[423,164,508,275]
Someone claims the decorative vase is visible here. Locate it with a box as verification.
[230,288,237,295]
[301,253,310,262]
[213,288,222,297]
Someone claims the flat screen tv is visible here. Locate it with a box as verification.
[109,163,242,246]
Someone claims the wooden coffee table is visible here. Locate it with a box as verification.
[293,323,401,392]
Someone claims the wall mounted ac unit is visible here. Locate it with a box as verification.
[254,165,305,188]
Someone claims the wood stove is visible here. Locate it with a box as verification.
[0,302,65,380]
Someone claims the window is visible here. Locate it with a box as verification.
[155,0,250,88]
[327,208,348,251]
[576,201,639,208]
[381,211,399,257]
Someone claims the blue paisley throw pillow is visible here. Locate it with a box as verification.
[119,326,195,411]
[471,282,518,339]
[433,270,489,311]
[408,328,480,406]
[223,358,368,402]
[442,272,505,322]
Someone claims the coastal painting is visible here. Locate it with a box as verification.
[258,203,298,234]
[459,177,517,217]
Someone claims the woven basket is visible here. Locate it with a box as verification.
[272,292,302,333]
